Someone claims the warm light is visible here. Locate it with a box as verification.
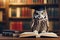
[3,0,6,3]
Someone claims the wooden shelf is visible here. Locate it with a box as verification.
[0,8,5,10]
[9,17,32,19]
[9,4,59,9]
[0,5,5,9]
[9,18,32,21]
[9,17,59,21]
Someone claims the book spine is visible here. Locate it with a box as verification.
[48,21,54,31]
[27,7,30,18]
[17,0,20,4]
[20,22,23,31]
[33,0,37,4]
[54,0,58,4]
[11,7,17,18]
[24,7,27,18]
[0,11,3,22]
[21,7,25,18]
[9,8,11,18]
[23,21,31,31]
[27,0,32,4]
[10,22,17,30]
[56,0,58,4]
[21,0,27,4]
[47,0,52,4]
[16,7,20,18]
[51,8,54,18]
[44,0,47,4]
[54,8,58,18]
[41,0,44,4]
[0,0,3,7]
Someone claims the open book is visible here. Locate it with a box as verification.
[19,32,58,38]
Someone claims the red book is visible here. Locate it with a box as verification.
[16,22,19,31]
[19,22,23,31]
[21,7,25,18]
[40,0,44,4]
[27,8,32,18]
[27,0,32,4]
[16,22,23,31]
[11,22,17,31]
[36,0,40,4]
[24,7,28,18]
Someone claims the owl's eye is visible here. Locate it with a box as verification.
[42,13,43,14]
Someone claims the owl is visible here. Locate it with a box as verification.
[31,9,49,33]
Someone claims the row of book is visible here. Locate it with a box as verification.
[0,0,6,8]
[10,21,31,32]
[47,0,58,4]
[10,21,59,32]
[9,7,34,18]
[9,7,59,18]
[9,0,58,4]
[47,7,59,18]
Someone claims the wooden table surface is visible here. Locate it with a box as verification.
[0,34,60,40]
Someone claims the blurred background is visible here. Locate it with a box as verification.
[0,0,60,36]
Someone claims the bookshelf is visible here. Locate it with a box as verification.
[8,0,59,32]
